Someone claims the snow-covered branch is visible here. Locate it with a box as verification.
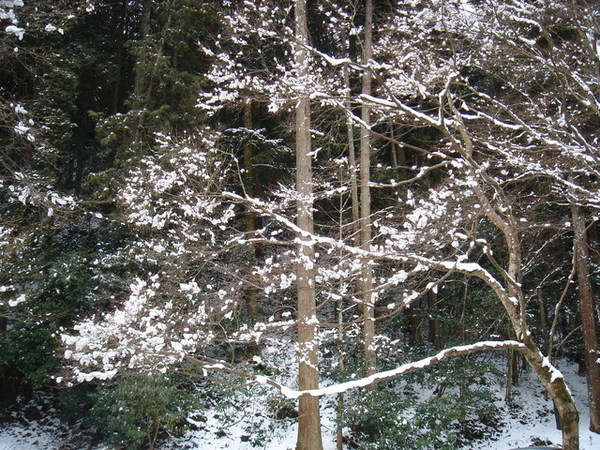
[192,340,526,399]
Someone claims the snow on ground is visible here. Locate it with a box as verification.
[160,392,341,450]
[469,359,600,450]
[0,424,63,450]
[162,357,600,450]
[1,358,599,449]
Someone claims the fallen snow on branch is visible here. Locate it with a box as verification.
[251,340,526,399]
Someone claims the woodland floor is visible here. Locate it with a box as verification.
[1,357,599,449]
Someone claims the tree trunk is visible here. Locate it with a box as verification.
[521,336,580,450]
[360,0,376,380]
[538,290,550,351]
[505,323,519,402]
[389,124,407,181]
[339,40,354,447]
[572,204,600,432]
[467,165,580,449]
[342,34,359,238]
[336,287,345,450]
[111,0,127,114]
[404,302,422,346]
[427,290,439,349]
[133,0,152,99]
[244,101,261,321]
[505,348,514,402]
[294,1,323,449]
[587,222,600,323]
[243,101,262,357]
[132,0,152,148]
[457,279,468,342]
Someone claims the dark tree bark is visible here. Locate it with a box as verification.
[133,0,152,99]
[427,290,439,349]
[111,0,128,114]
[572,204,600,433]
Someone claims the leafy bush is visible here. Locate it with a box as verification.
[0,222,137,392]
[90,373,199,450]
[343,390,414,449]
[343,356,503,449]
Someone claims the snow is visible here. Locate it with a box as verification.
[542,356,565,384]
[469,360,599,450]
[7,293,26,307]
[0,431,59,449]
[2,357,598,449]
[0,406,80,450]
[162,394,341,450]
[5,24,24,39]
[0,1,24,7]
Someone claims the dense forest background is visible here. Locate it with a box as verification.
[1,0,600,449]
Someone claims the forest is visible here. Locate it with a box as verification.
[1,0,600,449]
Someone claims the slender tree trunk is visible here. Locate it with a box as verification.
[572,204,600,432]
[505,325,520,402]
[111,0,127,114]
[427,290,439,349]
[0,316,16,411]
[294,1,323,449]
[132,0,152,148]
[144,11,172,105]
[243,101,262,357]
[342,36,359,238]
[336,279,345,450]
[133,0,152,99]
[390,125,398,167]
[389,124,407,181]
[337,166,347,450]
[404,303,422,346]
[132,2,173,149]
[458,279,468,341]
[244,101,260,321]
[360,0,376,380]
[505,348,514,402]
[538,290,550,351]
[588,222,600,323]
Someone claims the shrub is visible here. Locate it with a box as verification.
[90,373,199,450]
[343,356,502,449]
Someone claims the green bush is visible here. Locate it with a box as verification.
[343,390,414,449]
[90,373,200,450]
[0,222,138,392]
[343,356,502,449]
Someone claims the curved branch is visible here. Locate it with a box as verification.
[189,341,526,399]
